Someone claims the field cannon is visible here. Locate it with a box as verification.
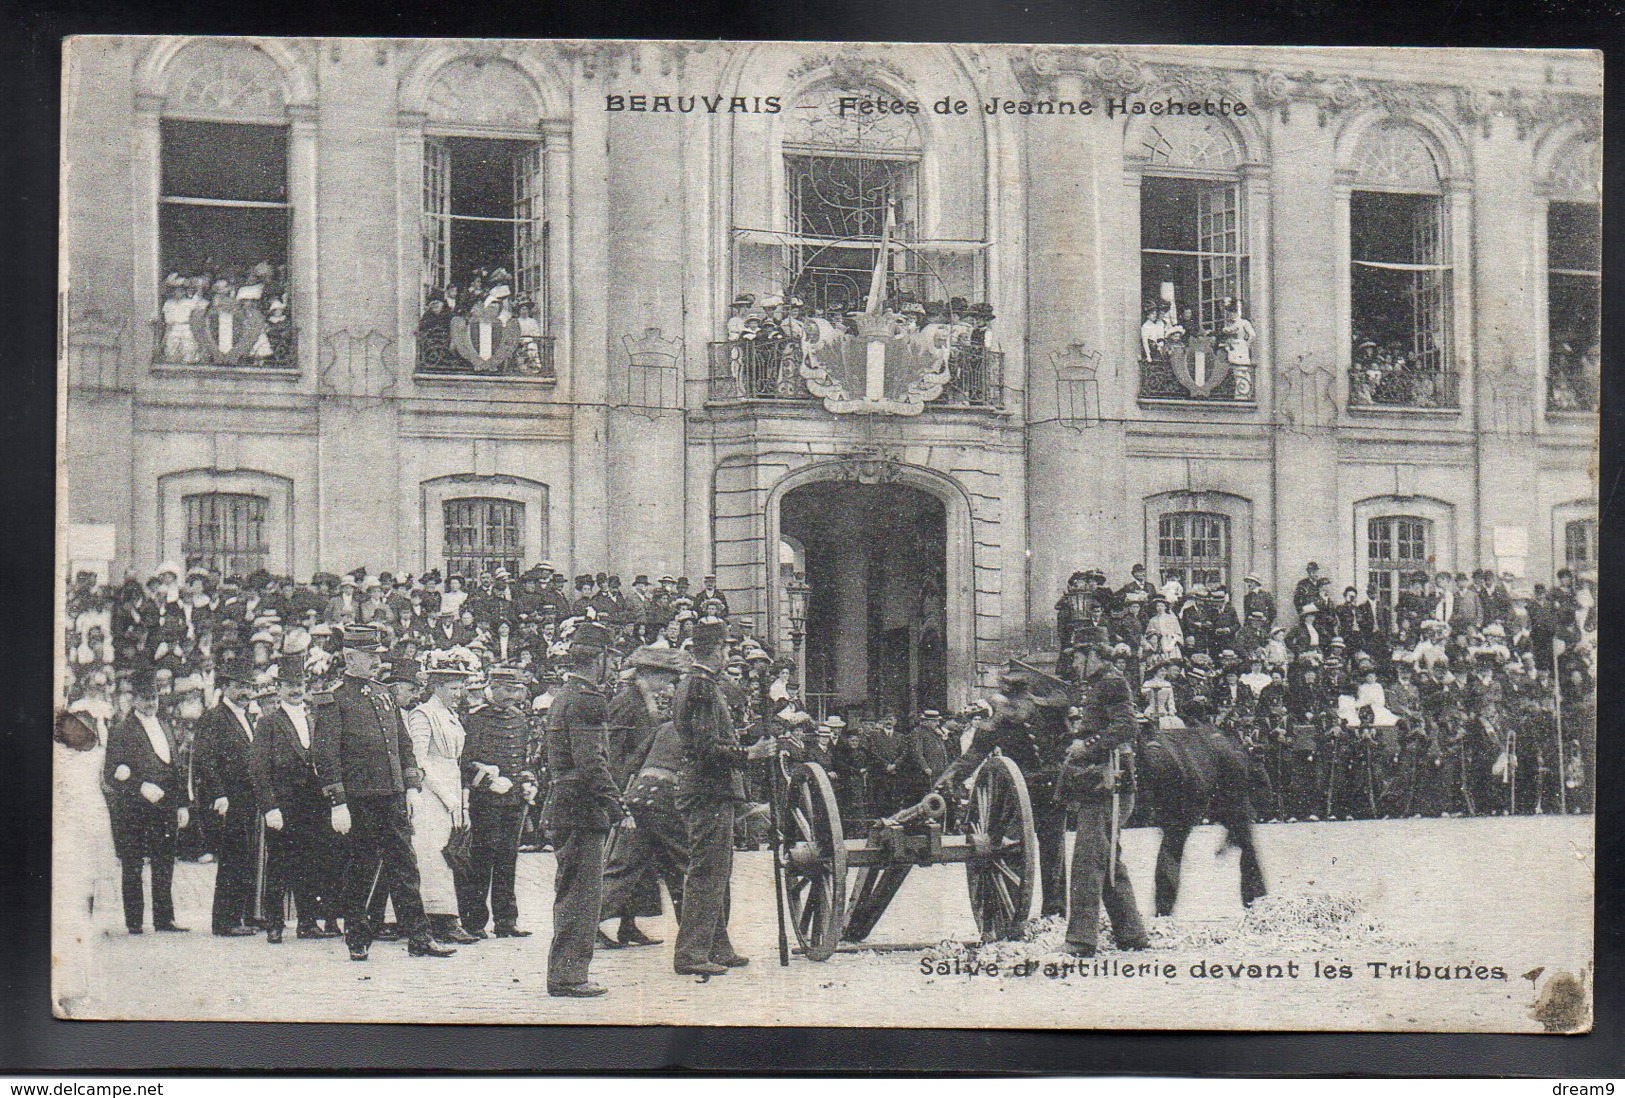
[769,751,1038,962]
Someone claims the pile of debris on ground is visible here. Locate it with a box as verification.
[920,893,1410,969]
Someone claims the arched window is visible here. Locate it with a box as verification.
[1546,135,1601,413]
[1157,511,1230,590]
[1366,515,1432,610]
[416,58,550,378]
[1348,123,1453,408]
[184,491,269,576]
[154,41,295,369]
[1133,116,1249,402]
[443,497,525,578]
[776,83,925,313]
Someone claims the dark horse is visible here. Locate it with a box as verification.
[1137,716,1268,917]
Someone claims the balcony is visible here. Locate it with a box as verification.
[1348,363,1459,412]
[150,318,298,374]
[416,331,556,382]
[707,339,1004,410]
[1137,346,1253,405]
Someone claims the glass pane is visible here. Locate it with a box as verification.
[1549,202,1601,273]
[161,120,288,204]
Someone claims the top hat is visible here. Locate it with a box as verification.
[567,621,614,656]
[691,618,728,647]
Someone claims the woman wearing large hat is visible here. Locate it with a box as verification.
[406,653,480,945]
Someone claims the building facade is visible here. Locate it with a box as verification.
[60,39,1601,712]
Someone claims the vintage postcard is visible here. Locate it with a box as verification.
[55,37,1598,1031]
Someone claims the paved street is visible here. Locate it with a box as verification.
[55,815,1592,1031]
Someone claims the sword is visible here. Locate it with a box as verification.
[1106,747,1122,888]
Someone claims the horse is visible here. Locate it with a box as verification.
[1135,711,1268,918]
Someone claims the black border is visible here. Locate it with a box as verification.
[4,0,1622,1075]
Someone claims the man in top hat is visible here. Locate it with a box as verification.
[459,663,538,941]
[193,656,264,936]
[312,624,454,961]
[599,645,694,950]
[1055,625,1152,957]
[539,621,625,995]
[250,657,342,943]
[104,667,191,934]
[672,618,778,977]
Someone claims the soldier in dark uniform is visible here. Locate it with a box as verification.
[1056,626,1151,956]
[936,665,1074,919]
[539,621,623,997]
[311,625,454,961]
[104,668,191,934]
[600,646,694,948]
[672,619,778,977]
[250,658,342,942]
[598,646,689,949]
[460,665,538,939]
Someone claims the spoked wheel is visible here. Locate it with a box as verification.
[779,761,848,961]
[963,752,1038,941]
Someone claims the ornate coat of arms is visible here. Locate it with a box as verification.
[798,313,952,416]
[190,298,269,366]
[1168,332,1231,397]
[451,302,521,369]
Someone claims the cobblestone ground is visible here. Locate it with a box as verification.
[55,815,1593,1031]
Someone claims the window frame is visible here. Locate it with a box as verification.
[442,496,526,580]
[1544,198,1601,415]
[1364,514,1433,612]
[1156,510,1232,591]
[183,491,270,577]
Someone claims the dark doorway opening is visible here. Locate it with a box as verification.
[780,480,947,721]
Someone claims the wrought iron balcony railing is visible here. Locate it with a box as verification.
[1348,363,1459,410]
[707,339,1004,409]
[1138,347,1252,403]
[416,331,556,380]
[151,318,298,371]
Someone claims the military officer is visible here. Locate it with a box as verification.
[250,658,342,942]
[460,664,537,940]
[1056,625,1151,957]
[192,657,262,936]
[540,621,623,997]
[672,619,778,978]
[311,625,454,961]
[599,645,689,949]
[936,664,1073,918]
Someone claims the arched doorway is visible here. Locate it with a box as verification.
[780,480,948,720]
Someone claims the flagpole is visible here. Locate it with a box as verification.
[865,203,894,316]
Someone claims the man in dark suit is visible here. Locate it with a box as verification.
[193,657,262,936]
[1242,573,1277,631]
[250,658,341,943]
[672,619,778,978]
[312,625,454,961]
[104,668,191,934]
[539,621,623,997]
[907,709,962,807]
[856,716,912,817]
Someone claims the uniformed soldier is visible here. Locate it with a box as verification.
[600,646,695,948]
[1056,625,1151,957]
[540,620,623,997]
[672,619,778,977]
[460,665,538,939]
[599,645,690,949]
[935,664,1075,919]
[311,625,454,961]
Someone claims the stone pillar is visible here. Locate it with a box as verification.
[567,82,610,576]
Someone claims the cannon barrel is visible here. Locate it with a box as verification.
[883,791,947,827]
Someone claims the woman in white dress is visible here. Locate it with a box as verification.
[160,280,201,363]
[406,660,479,944]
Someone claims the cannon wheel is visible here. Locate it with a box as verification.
[781,761,847,961]
[963,753,1038,941]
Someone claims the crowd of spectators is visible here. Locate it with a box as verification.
[416,266,552,377]
[155,262,293,368]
